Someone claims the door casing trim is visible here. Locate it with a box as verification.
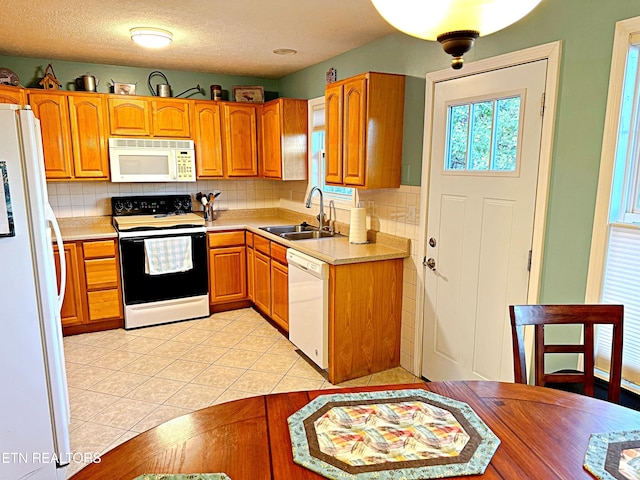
[413,41,562,376]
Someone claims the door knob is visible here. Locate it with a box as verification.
[424,258,436,270]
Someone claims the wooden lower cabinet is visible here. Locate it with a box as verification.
[246,234,255,302]
[328,258,403,384]
[56,238,123,335]
[54,243,84,327]
[208,231,251,312]
[253,249,272,315]
[269,242,288,331]
[250,233,289,333]
[270,255,288,331]
[209,246,247,303]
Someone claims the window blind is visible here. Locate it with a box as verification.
[596,225,640,385]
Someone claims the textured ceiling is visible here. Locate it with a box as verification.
[0,0,397,78]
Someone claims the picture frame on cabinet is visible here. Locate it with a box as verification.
[232,85,264,103]
[113,82,136,95]
[0,161,15,237]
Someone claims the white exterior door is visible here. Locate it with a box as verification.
[421,60,547,382]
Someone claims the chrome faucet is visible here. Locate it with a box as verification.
[305,186,325,230]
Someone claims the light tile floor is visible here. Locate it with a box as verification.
[63,307,424,477]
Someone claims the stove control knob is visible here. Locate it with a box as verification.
[174,199,183,211]
[113,201,124,213]
[124,201,133,212]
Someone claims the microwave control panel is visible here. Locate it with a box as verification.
[176,151,195,181]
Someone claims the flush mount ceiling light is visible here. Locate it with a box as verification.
[130,27,173,48]
[273,48,298,55]
[371,0,543,69]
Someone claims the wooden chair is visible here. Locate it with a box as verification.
[509,304,624,403]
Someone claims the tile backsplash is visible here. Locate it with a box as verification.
[47,179,281,217]
[50,179,423,376]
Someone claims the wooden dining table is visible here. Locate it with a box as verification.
[70,381,640,479]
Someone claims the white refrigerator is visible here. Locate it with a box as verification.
[0,104,70,479]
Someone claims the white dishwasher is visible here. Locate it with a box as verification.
[287,248,329,369]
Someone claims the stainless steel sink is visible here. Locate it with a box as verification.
[259,224,314,235]
[280,230,339,240]
[258,223,342,241]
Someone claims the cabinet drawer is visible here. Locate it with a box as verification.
[83,240,116,259]
[271,242,288,265]
[85,258,119,290]
[246,231,254,248]
[87,289,121,322]
[254,234,271,256]
[208,231,245,248]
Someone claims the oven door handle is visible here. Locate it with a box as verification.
[120,233,206,244]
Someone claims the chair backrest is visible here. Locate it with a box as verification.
[509,304,624,403]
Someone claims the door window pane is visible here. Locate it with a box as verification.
[446,104,470,170]
[493,97,521,171]
[470,101,493,170]
[445,96,521,172]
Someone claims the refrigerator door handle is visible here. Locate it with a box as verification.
[46,203,66,309]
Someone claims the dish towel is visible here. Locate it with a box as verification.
[144,236,193,275]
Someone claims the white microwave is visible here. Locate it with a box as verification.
[108,138,196,183]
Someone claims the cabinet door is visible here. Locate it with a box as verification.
[325,83,343,185]
[68,94,110,179]
[54,243,84,327]
[209,246,248,304]
[253,249,271,315]
[247,247,254,302]
[223,103,258,177]
[270,260,288,332]
[87,290,122,323]
[107,97,152,136]
[0,86,25,105]
[260,101,282,178]
[29,92,73,179]
[84,258,119,290]
[194,102,224,177]
[342,77,367,186]
[152,99,191,137]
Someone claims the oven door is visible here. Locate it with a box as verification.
[119,231,208,305]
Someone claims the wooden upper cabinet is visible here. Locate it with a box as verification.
[343,78,367,186]
[194,101,224,177]
[325,72,405,189]
[260,98,307,180]
[0,85,26,105]
[152,99,191,137]
[29,90,110,180]
[68,94,109,179]
[325,83,344,185]
[261,102,281,178]
[107,97,152,136]
[223,103,258,177]
[29,91,74,179]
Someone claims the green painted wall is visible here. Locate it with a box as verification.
[2,0,639,311]
[279,0,640,308]
[0,55,279,99]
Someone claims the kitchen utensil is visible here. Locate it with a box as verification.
[75,74,98,92]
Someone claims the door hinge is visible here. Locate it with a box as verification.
[540,92,546,116]
[527,250,532,272]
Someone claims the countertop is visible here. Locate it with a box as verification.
[56,209,410,266]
